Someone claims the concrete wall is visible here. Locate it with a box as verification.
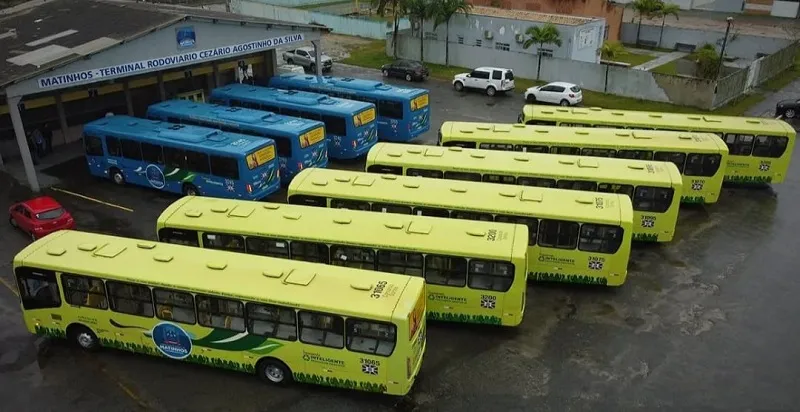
[242,0,348,6]
[705,0,745,12]
[772,1,800,18]
[419,14,604,63]
[620,22,792,60]
[756,41,800,84]
[236,0,410,39]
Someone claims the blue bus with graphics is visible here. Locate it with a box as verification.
[209,84,377,159]
[146,100,327,185]
[268,74,430,142]
[82,115,280,200]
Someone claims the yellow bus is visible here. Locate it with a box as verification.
[519,105,795,184]
[156,197,529,327]
[288,168,634,287]
[437,121,726,204]
[366,143,681,243]
[13,230,426,396]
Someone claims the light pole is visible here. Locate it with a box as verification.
[716,16,734,80]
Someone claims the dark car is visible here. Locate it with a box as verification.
[775,98,800,119]
[380,60,429,82]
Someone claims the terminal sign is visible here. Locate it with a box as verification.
[37,33,305,89]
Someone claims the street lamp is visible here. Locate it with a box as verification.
[716,16,734,80]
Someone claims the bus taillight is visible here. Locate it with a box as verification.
[352,140,357,148]
[297,162,304,170]
[246,184,253,193]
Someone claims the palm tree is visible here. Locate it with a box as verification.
[522,23,562,79]
[600,41,626,61]
[695,43,720,79]
[655,2,680,48]
[630,0,661,46]
[388,0,404,58]
[404,0,433,62]
[432,0,472,67]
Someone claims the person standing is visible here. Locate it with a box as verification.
[30,126,45,158]
[42,122,53,155]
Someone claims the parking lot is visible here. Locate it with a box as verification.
[1,63,799,411]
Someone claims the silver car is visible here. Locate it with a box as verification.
[282,47,332,73]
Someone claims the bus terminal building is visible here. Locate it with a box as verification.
[0,0,330,191]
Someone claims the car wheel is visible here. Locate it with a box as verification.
[110,168,125,185]
[257,358,293,385]
[453,81,464,92]
[560,99,570,106]
[405,73,413,82]
[68,325,99,351]
[9,215,17,228]
[486,86,496,97]
[183,183,200,197]
[785,109,796,118]
[526,94,537,103]
[287,59,294,65]
[382,69,389,77]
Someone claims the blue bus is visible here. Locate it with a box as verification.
[83,115,280,200]
[268,74,430,142]
[146,100,328,185]
[209,84,377,160]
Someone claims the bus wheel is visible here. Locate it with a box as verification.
[110,168,125,185]
[67,324,99,351]
[182,183,199,196]
[257,358,292,385]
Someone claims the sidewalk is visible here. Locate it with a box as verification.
[633,51,688,71]
[1,141,84,189]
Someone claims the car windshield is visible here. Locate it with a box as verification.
[570,86,582,92]
[36,208,64,220]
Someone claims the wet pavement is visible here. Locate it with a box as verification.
[1,64,799,411]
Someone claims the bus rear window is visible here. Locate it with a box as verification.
[353,108,376,127]
[633,186,673,213]
[300,126,325,149]
[246,145,276,170]
[410,94,429,111]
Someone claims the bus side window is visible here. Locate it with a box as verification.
[15,267,61,310]
[185,150,211,175]
[163,146,187,169]
[107,281,154,318]
[581,148,617,157]
[578,224,624,254]
[196,295,245,332]
[120,139,143,161]
[468,260,515,292]
[377,250,423,276]
[518,176,556,188]
[331,198,370,211]
[442,141,476,148]
[209,155,240,180]
[479,143,514,151]
[724,133,754,156]
[61,273,108,310]
[525,120,557,126]
[516,144,549,153]
[290,241,330,264]
[154,288,196,324]
[557,180,598,191]
[321,115,346,136]
[653,151,687,173]
[633,186,674,213]
[496,215,538,245]
[167,117,181,124]
[408,168,443,178]
[378,100,403,119]
[424,255,467,287]
[262,105,280,113]
[444,171,481,182]
[483,174,515,184]
[106,136,122,157]
[551,146,581,155]
[452,210,493,222]
[287,194,327,207]
[283,108,302,118]
[367,164,403,175]
[202,232,245,252]
[752,136,789,158]
[598,183,634,198]
[247,302,297,341]
[413,206,450,218]
[141,142,164,164]
[331,245,376,270]
[372,202,412,214]
[684,153,722,177]
[617,150,653,160]
[346,318,397,357]
[246,236,290,259]
[301,111,321,120]
[84,135,105,156]
[158,228,200,246]
[299,311,344,349]
[537,219,579,250]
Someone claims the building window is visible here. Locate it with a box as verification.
[495,42,510,51]
[539,49,554,58]
[457,35,464,44]
[604,24,610,40]
[424,32,438,40]
[475,39,482,47]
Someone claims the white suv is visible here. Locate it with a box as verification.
[453,67,515,96]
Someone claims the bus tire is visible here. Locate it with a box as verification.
[526,94,536,103]
[67,324,100,351]
[485,86,496,97]
[256,358,292,385]
[110,168,125,185]
[182,183,199,197]
[453,81,464,92]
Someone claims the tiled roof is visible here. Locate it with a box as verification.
[470,5,597,26]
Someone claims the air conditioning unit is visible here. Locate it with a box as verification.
[515,33,524,43]
[484,30,493,40]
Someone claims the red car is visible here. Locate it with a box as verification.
[9,196,74,240]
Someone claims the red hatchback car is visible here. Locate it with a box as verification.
[9,196,75,240]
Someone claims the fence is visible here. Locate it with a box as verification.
[234,0,409,39]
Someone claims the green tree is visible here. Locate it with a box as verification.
[404,0,434,62]
[387,0,405,58]
[695,43,720,79]
[655,2,680,48]
[630,0,662,46]
[522,23,562,79]
[432,0,472,67]
[600,41,626,60]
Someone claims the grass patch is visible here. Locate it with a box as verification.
[651,59,679,76]
[296,0,354,9]
[610,52,658,67]
[341,39,798,116]
[622,43,674,53]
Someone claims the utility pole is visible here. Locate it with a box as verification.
[716,16,734,80]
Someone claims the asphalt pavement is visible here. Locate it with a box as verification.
[0,64,799,412]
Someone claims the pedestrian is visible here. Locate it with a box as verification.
[30,126,45,158]
[42,122,53,155]
[26,131,40,165]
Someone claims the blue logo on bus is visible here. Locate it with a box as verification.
[146,164,166,189]
[152,322,192,359]
[176,26,196,49]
